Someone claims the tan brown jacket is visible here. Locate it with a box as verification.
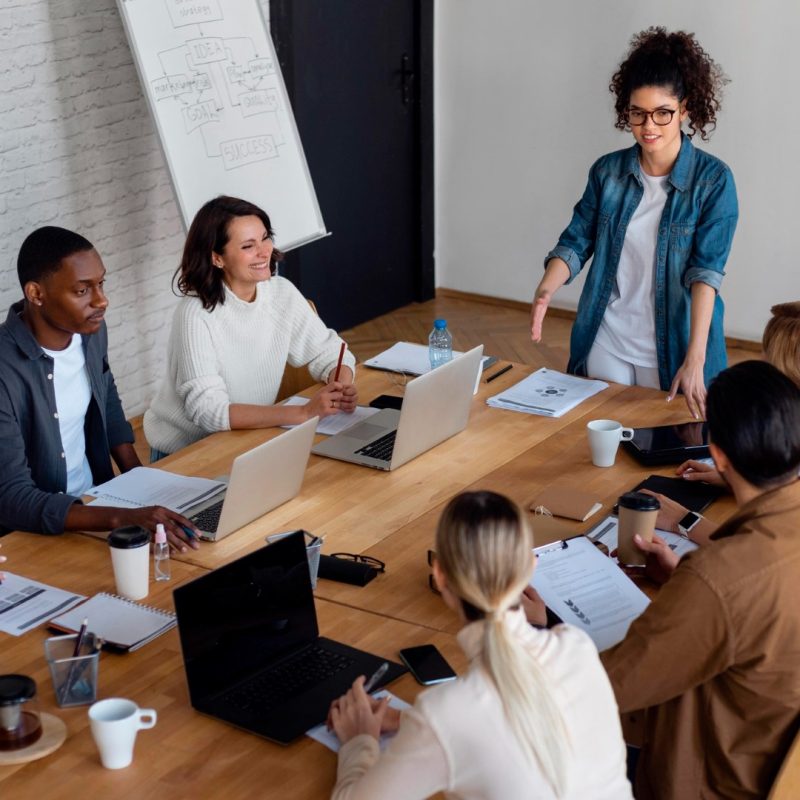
[601,480,800,800]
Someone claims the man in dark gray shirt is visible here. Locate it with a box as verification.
[0,226,198,551]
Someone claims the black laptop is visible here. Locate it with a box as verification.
[173,531,406,744]
[622,421,711,465]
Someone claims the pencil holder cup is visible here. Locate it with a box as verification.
[265,530,322,589]
[44,633,100,708]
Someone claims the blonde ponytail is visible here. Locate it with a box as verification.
[436,491,571,796]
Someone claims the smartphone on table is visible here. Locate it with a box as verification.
[399,644,457,686]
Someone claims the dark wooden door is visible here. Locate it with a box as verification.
[270,1,433,331]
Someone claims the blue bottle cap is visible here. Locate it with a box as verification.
[434,319,447,329]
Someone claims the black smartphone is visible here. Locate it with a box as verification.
[399,644,457,685]
[369,394,403,411]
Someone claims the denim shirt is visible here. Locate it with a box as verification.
[545,134,738,390]
[0,301,134,535]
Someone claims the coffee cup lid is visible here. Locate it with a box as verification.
[617,491,660,512]
[108,526,150,549]
[0,675,36,706]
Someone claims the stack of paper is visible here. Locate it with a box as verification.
[280,396,380,435]
[487,368,607,418]
[364,342,496,375]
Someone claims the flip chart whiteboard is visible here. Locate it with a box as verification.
[117,0,326,250]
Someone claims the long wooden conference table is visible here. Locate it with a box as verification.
[0,361,736,798]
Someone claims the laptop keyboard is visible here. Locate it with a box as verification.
[190,499,224,533]
[355,430,396,462]
[222,645,355,713]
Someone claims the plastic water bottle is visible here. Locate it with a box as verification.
[154,524,171,582]
[428,319,453,370]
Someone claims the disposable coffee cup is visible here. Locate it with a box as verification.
[88,698,156,769]
[108,526,150,600]
[617,491,660,566]
[587,419,635,467]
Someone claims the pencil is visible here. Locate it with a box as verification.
[333,342,346,383]
[486,364,513,383]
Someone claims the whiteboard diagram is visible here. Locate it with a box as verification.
[117,0,327,250]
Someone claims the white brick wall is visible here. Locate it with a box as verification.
[0,0,269,418]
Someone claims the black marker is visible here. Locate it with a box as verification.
[486,364,513,383]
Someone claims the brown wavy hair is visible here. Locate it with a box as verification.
[174,196,284,311]
[610,27,728,141]
[763,302,800,387]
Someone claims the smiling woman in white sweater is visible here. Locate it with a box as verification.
[144,196,356,456]
[327,491,632,800]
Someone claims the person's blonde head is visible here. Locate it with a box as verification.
[435,491,569,795]
[763,302,800,387]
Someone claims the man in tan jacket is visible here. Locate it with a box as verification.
[601,360,800,799]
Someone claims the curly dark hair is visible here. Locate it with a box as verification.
[174,195,284,311]
[609,27,728,140]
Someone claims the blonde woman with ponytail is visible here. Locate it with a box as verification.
[328,491,632,799]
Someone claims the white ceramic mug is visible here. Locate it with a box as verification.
[587,419,635,467]
[88,698,157,769]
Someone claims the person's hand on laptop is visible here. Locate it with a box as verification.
[122,507,200,553]
[329,676,392,744]
[676,459,725,488]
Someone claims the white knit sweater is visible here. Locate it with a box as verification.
[143,277,355,454]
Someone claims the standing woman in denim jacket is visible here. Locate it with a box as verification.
[531,28,738,419]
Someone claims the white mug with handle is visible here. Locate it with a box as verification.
[587,419,635,467]
[88,698,157,769]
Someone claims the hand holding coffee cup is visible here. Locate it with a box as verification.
[88,698,157,769]
[587,419,634,467]
[617,491,660,566]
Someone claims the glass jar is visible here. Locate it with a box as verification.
[0,674,43,751]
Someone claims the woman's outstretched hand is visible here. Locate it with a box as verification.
[530,291,551,343]
[667,359,706,419]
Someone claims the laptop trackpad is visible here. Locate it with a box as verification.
[343,422,388,441]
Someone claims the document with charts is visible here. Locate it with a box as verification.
[487,368,608,417]
[586,515,699,559]
[531,536,650,651]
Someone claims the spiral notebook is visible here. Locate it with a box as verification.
[49,593,176,652]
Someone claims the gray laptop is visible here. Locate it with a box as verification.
[312,346,483,470]
[187,416,318,540]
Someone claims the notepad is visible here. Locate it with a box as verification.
[279,397,381,435]
[50,593,176,652]
[364,342,497,375]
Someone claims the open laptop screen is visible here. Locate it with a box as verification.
[174,532,317,704]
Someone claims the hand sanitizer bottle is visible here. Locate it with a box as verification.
[154,524,171,582]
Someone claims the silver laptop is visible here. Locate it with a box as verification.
[311,346,483,470]
[187,416,318,541]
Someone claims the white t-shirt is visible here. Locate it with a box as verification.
[594,170,669,368]
[42,334,94,497]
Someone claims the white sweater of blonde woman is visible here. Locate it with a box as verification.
[143,277,355,454]
[332,610,632,800]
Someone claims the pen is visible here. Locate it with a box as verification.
[333,342,347,383]
[363,661,389,694]
[61,617,89,704]
[181,525,197,540]
[486,364,513,383]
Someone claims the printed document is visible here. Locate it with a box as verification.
[487,368,607,417]
[306,690,411,752]
[86,467,226,513]
[531,536,649,651]
[586,515,699,559]
[0,573,85,636]
[280,396,380,435]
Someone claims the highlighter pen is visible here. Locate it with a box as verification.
[363,661,390,694]
[486,364,513,383]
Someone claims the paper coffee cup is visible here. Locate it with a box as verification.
[108,526,150,600]
[617,492,660,566]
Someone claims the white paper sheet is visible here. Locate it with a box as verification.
[86,467,226,513]
[306,690,411,752]
[585,515,699,559]
[364,342,496,376]
[0,572,85,636]
[280,397,381,435]
[531,536,650,651]
[487,368,608,418]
